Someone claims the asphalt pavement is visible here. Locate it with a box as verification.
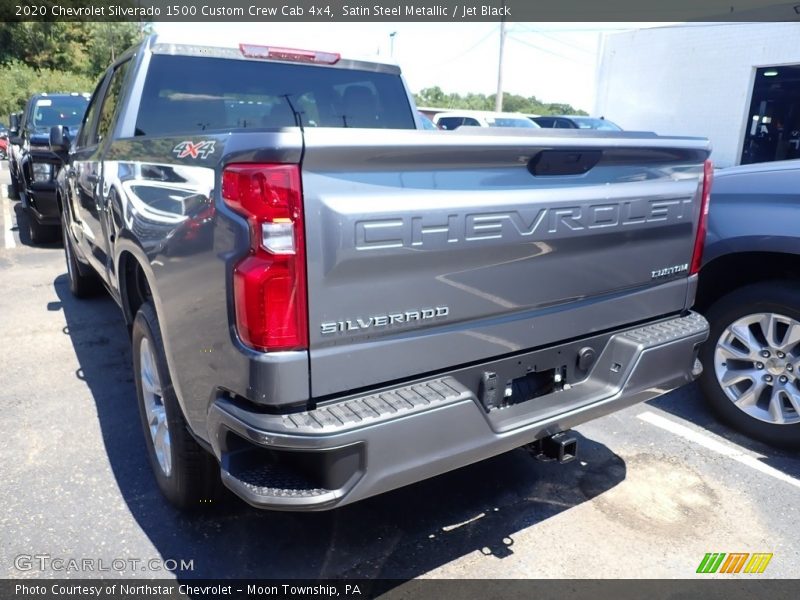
[0,163,798,580]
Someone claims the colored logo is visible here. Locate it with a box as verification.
[696,552,772,574]
[173,140,216,159]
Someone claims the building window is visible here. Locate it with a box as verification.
[741,65,800,165]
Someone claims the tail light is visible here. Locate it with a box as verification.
[690,159,713,275]
[239,43,340,65]
[222,164,308,351]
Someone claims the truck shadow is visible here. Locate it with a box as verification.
[646,382,800,479]
[53,273,626,581]
[14,202,62,249]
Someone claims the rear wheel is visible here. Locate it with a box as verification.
[132,301,223,509]
[699,281,800,449]
[27,210,59,244]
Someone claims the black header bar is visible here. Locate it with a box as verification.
[3,0,800,22]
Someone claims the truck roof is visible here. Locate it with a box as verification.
[28,92,91,100]
[145,33,401,74]
[715,158,800,178]
[434,109,535,119]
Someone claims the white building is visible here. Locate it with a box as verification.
[594,23,800,167]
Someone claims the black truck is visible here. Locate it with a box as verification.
[10,93,89,242]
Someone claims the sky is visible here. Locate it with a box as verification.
[154,22,670,113]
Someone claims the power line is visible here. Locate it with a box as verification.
[430,26,498,68]
[506,35,593,66]
[511,25,595,54]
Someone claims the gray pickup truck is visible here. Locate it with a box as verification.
[697,159,800,448]
[51,34,712,511]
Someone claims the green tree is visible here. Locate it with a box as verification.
[85,23,142,76]
[0,60,96,119]
[0,22,144,119]
[414,86,587,115]
[0,23,87,73]
[415,86,448,107]
[0,22,142,78]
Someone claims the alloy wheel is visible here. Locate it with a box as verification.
[714,312,800,425]
[140,337,172,476]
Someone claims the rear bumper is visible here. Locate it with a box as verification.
[24,181,59,225]
[207,312,708,511]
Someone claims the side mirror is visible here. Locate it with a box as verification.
[8,135,22,146]
[50,125,70,158]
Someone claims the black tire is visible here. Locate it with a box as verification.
[62,216,101,298]
[27,209,59,244]
[699,281,800,449]
[132,301,223,509]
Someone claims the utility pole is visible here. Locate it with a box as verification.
[494,13,506,112]
[389,31,397,58]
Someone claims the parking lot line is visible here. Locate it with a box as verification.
[637,410,800,490]
[1,180,16,250]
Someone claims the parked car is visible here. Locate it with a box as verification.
[53,33,711,512]
[10,93,90,242]
[532,116,623,131]
[433,110,541,130]
[0,129,7,160]
[696,159,800,449]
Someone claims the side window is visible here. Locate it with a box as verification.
[462,117,480,127]
[436,117,463,130]
[76,79,107,149]
[555,119,575,129]
[96,61,131,144]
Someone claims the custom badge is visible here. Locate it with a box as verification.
[172,140,216,159]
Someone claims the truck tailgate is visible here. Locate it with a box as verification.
[300,128,710,398]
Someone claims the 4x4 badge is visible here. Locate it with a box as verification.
[173,140,216,159]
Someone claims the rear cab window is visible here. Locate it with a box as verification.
[134,54,416,136]
[437,117,476,130]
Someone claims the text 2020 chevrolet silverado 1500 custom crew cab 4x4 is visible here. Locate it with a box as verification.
[51,35,712,511]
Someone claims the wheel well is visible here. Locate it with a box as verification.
[119,252,152,328]
[696,252,800,312]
